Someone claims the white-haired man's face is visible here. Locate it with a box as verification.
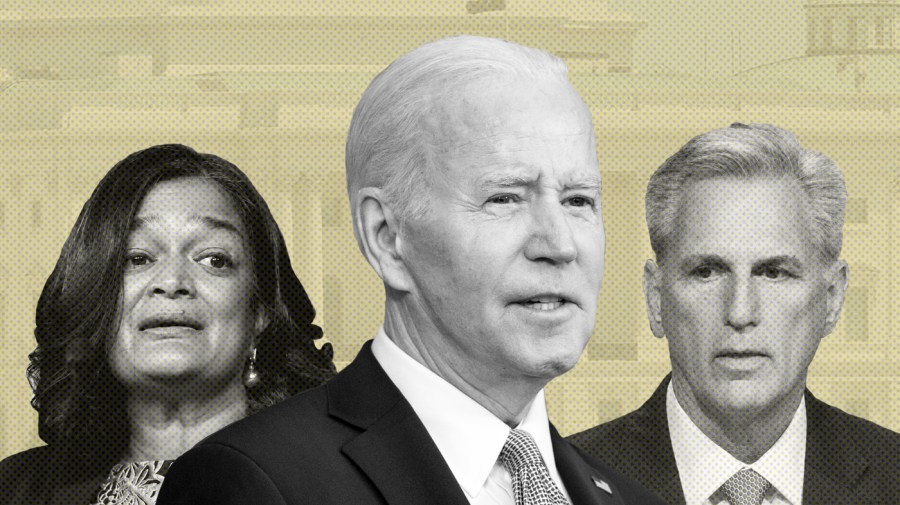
[397,77,605,389]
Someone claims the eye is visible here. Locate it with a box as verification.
[125,251,154,269]
[486,194,520,205]
[693,266,713,279]
[198,253,234,270]
[565,195,595,208]
[760,265,791,280]
[689,264,723,280]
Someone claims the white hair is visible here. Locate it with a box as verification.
[345,35,570,233]
[646,123,847,263]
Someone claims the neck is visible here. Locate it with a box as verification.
[123,379,248,462]
[672,374,803,463]
[383,296,544,427]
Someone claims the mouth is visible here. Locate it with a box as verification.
[716,350,768,359]
[714,350,769,373]
[139,313,203,332]
[514,296,571,311]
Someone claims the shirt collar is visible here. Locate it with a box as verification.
[667,381,807,505]
[371,327,560,500]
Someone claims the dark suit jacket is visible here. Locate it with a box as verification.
[157,342,663,505]
[0,445,107,505]
[568,375,900,505]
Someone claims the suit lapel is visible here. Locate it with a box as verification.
[327,342,469,505]
[802,390,869,504]
[552,425,622,505]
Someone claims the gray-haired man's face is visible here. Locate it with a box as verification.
[646,177,846,423]
[397,77,605,387]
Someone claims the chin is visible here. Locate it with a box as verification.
[524,350,583,380]
[116,358,200,385]
[713,382,783,417]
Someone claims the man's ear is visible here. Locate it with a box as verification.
[643,259,666,338]
[823,260,849,336]
[355,187,413,292]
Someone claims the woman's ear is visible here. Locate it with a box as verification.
[252,306,270,348]
[643,259,666,338]
[355,187,414,292]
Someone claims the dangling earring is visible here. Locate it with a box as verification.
[243,348,260,388]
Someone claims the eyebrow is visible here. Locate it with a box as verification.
[678,254,728,268]
[131,215,243,236]
[477,173,602,192]
[477,174,533,190]
[753,255,804,270]
[678,254,804,269]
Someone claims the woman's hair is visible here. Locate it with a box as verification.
[28,144,335,465]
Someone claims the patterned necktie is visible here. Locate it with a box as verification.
[498,429,570,505]
[720,468,771,505]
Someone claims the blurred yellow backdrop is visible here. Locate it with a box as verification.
[0,0,897,457]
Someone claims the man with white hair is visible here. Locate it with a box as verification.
[158,36,663,505]
[570,123,900,505]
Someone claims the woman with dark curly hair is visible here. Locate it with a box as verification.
[0,144,335,504]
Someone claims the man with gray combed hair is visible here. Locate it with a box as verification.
[571,123,899,505]
[159,35,663,505]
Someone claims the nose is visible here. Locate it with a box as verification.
[725,275,759,330]
[149,257,196,299]
[523,199,578,264]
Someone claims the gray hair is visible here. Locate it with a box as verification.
[646,123,847,262]
[345,35,570,231]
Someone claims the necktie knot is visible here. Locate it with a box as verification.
[720,468,771,505]
[499,429,545,471]
[498,429,569,505]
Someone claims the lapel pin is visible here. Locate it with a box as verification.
[592,476,613,494]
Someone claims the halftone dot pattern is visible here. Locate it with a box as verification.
[0,2,896,490]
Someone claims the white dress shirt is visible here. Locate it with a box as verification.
[372,328,571,505]
[667,382,807,505]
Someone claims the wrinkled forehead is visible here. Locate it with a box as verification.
[420,74,593,155]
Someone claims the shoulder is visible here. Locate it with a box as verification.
[0,447,45,505]
[198,385,355,468]
[804,393,900,501]
[565,383,680,504]
[568,377,669,460]
[0,444,53,469]
[565,441,668,505]
[806,392,900,456]
[159,386,355,505]
[205,385,331,446]
[0,445,100,505]
[568,398,669,464]
[158,443,289,505]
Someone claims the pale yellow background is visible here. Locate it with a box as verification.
[0,0,897,457]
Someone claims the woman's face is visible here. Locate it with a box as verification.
[110,177,264,391]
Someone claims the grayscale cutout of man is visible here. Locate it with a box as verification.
[570,123,900,505]
[158,36,663,505]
